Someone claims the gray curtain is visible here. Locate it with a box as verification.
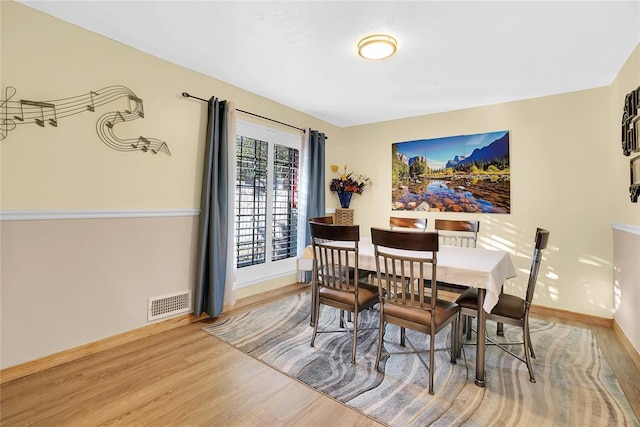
[194,98,229,318]
[303,130,326,285]
[305,130,326,246]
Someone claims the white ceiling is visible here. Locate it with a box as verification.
[18,1,640,128]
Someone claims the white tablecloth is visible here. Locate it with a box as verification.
[297,241,516,313]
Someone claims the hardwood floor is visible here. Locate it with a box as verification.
[1,288,638,426]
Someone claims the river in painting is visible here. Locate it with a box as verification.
[392,177,510,213]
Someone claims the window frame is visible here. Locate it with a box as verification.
[233,120,302,289]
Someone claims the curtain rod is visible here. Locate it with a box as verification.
[181,92,306,134]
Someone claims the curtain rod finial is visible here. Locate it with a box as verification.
[181,92,190,97]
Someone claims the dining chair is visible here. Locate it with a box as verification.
[371,227,459,394]
[309,216,371,284]
[308,215,334,224]
[384,217,427,279]
[455,227,550,383]
[387,217,428,338]
[309,222,379,364]
[434,219,480,248]
[431,219,481,332]
[389,216,427,231]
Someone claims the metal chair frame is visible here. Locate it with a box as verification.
[371,227,459,395]
[309,222,379,364]
[457,228,550,383]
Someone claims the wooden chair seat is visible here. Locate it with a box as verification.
[383,298,459,328]
[319,283,378,306]
[457,289,526,320]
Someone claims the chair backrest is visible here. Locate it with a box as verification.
[434,219,480,248]
[389,217,427,231]
[524,228,550,306]
[371,227,440,314]
[308,216,335,244]
[309,222,360,291]
[308,216,334,224]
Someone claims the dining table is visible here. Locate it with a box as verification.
[297,237,517,387]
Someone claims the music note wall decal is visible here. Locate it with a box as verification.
[0,85,171,156]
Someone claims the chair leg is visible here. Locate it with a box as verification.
[497,322,504,336]
[457,314,464,358]
[450,319,458,364]
[428,331,436,395]
[526,326,536,359]
[375,320,385,370]
[466,315,473,340]
[311,304,320,348]
[340,310,346,328]
[523,321,536,383]
[400,327,406,347]
[351,310,358,364]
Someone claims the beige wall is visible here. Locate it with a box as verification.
[327,43,639,338]
[331,87,617,318]
[0,1,338,210]
[1,0,638,369]
[0,1,338,369]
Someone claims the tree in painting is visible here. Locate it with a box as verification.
[392,131,510,213]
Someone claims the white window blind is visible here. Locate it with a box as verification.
[234,121,302,286]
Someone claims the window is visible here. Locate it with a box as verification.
[234,121,302,287]
[236,135,268,268]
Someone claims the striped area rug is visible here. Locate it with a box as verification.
[203,292,638,426]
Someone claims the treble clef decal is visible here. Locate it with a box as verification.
[0,86,18,141]
[0,85,170,156]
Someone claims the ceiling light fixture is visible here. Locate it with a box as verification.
[357,34,397,60]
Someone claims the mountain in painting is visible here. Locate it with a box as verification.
[450,133,509,167]
[446,155,467,168]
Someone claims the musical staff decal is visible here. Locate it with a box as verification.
[1,85,171,156]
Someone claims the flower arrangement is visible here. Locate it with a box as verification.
[329,164,370,208]
[329,164,370,194]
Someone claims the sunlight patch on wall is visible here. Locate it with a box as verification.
[613,280,621,310]
[483,234,516,253]
[613,263,622,311]
[577,255,611,268]
[582,280,610,311]
[577,257,602,267]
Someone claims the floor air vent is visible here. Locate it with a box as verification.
[148,290,191,321]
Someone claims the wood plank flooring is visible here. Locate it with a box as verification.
[1,288,638,426]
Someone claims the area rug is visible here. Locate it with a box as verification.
[203,292,639,427]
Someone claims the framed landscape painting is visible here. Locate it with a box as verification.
[392,130,510,213]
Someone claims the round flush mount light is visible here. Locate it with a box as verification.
[357,34,397,60]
